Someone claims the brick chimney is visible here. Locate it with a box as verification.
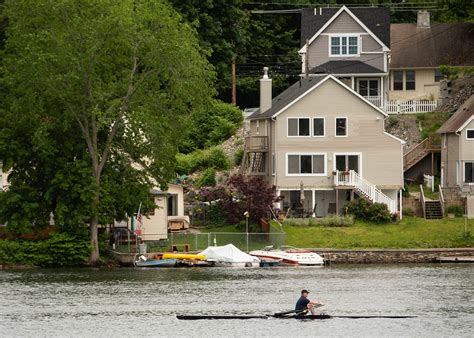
[417,10,430,28]
[260,67,272,113]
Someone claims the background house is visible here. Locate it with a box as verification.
[299,6,390,108]
[389,11,474,102]
[243,70,404,217]
[437,94,474,193]
[136,184,189,241]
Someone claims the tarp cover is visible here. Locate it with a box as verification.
[200,244,260,263]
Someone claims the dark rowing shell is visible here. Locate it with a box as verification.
[176,314,416,320]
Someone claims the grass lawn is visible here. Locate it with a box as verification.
[283,217,474,249]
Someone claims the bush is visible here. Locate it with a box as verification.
[403,184,411,197]
[0,232,90,267]
[283,215,354,227]
[346,199,394,223]
[403,208,415,217]
[196,168,216,187]
[446,205,464,217]
[176,146,229,174]
[234,147,244,166]
[185,100,243,151]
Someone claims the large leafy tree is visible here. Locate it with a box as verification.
[0,0,214,263]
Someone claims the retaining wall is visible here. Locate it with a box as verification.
[313,248,474,264]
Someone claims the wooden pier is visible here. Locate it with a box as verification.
[436,256,474,263]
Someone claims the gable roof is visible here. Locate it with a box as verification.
[248,75,387,120]
[310,60,384,75]
[300,6,390,52]
[437,94,474,134]
[391,23,474,68]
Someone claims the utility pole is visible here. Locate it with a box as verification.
[232,57,237,105]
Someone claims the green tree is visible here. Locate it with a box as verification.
[1,0,214,263]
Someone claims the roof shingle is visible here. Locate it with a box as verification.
[437,95,474,134]
[310,60,384,75]
[301,7,390,48]
[390,23,474,68]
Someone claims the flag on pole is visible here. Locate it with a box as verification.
[135,202,143,236]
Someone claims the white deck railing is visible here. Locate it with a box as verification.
[334,170,397,214]
[384,100,437,114]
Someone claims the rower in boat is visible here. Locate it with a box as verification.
[295,289,322,315]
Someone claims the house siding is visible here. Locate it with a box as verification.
[271,79,403,189]
[388,68,439,101]
[306,12,385,72]
[442,133,460,187]
[460,119,474,160]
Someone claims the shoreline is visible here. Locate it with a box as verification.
[312,248,474,264]
[2,248,473,269]
[110,248,474,266]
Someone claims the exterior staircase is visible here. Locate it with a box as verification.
[240,136,269,176]
[403,138,440,172]
[334,170,397,214]
[424,200,443,219]
[420,185,444,219]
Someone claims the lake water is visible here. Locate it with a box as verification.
[0,264,473,337]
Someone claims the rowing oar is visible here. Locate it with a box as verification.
[274,304,324,318]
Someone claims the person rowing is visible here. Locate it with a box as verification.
[295,289,323,315]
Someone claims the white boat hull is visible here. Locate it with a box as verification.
[250,248,324,266]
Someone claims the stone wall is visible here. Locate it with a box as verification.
[313,248,474,264]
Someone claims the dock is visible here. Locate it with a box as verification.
[436,256,474,263]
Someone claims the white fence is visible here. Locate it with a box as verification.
[384,100,438,114]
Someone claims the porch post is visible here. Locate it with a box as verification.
[380,76,384,107]
[276,189,282,210]
[312,189,316,217]
[351,77,355,90]
[350,190,354,201]
[399,189,403,220]
[431,152,434,176]
[335,189,339,216]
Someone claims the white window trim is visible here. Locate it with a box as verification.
[463,161,474,184]
[466,129,474,140]
[328,33,360,57]
[312,117,325,137]
[333,152,363,177]
[287,117,311,138]
[335,117,348,137]
[286,153,327,177]
[255,120,260,135]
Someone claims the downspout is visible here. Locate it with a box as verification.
[456,130,461,186]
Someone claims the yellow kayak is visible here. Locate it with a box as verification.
[162,253,206,261]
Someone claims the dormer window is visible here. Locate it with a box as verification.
[330,36,358,56]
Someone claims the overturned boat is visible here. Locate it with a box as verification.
[200,244,260,267]
[249,246,324,266]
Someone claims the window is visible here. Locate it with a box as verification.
[330,36,358,56]
[335,118,347,137]
[465,162,474,183]
[288,118,310,137]
[393,71,403,91]
[335,154,360,173]
[358,79,379,97]
[313,118,325,137]
[287,154,326,175]
[466,129,474,140]
[405,70,416,90]
[434,69,444,82]
[167,194,178,216]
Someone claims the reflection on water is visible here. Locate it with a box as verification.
[0,264,473,337]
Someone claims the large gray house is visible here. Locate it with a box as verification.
[242,69,404,217]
